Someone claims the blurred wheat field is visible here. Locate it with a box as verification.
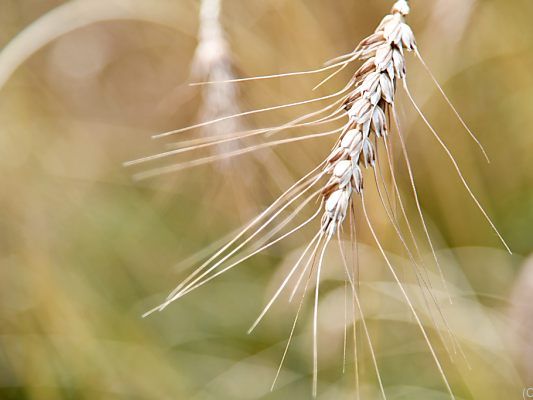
[0,0,532,399]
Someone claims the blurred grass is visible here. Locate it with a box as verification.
[0,0,532,399]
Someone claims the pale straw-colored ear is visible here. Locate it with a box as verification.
[136,1,508,398]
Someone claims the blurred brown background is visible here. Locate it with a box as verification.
[0,0,532,399]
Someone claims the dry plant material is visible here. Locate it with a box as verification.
[167,0,292,211]
[131,1,510,398]
[191,0,242,153]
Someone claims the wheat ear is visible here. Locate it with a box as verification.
[136,0,509,397]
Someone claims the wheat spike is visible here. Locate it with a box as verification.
[136,1,508,397]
